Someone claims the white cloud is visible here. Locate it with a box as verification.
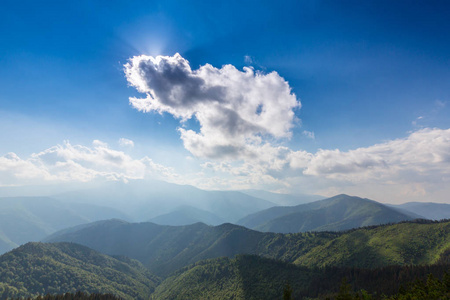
[119,138,135,147]
[186,128,450,203]
[302,130,315,139]
[0,141,178,186]
[123,54,450,202]
[0,152,52,185]
[1,129,449,203]
[303,128,450,184]
[125,53,300,160]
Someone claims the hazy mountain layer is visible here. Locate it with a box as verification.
[45,219,450,277]
[148,205,226,226]
[238,189,323,206]
[238,194,417,233]
[391,202,450,220]
[53,179,276,222]
[0,233,17,255]
[0,197,129,254]
[0,242,160,299]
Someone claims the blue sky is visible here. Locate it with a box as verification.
[0,0,449,203]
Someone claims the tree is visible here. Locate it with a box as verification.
[283,283,293,300]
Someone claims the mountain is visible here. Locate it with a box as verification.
[391,202,450,220]
[148,205,226,226]
[45,220,277,276]
[0,233,17,255]
[237,194,417,233]
[0,242,160,299]
[0,197,129,254]
[53,179,276,222]
[153,254,450,300]
[238,189,323,206]
[45,219,450,277]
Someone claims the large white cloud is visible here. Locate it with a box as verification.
[125,53,300,159]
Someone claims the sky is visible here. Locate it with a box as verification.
[0,0,449,203]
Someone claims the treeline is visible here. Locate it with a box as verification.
[311,263,450,298]
[319,218,450,236]
[321,272,450,299]
[8,291,122,299]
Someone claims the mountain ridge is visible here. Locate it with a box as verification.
[45,218,450,277]
[238,194,418,233]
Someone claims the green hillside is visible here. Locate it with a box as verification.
[153,254,450,300]
[0,242,160,299]
[46,219,450,277]
[238,194,417,233]
[297,220,450,269]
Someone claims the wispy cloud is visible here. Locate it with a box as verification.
[244,55,253,64]
[0,141,177,186]
[302,130,315,139]
[435,99,446,109]
[119,138,135,147]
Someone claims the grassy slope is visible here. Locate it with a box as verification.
[0,242,160,299]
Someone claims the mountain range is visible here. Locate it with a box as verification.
[0,219,447,299]
[1,181,450,299]
[51,180,277,222]
[45,218,450,276]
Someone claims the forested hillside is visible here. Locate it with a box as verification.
[0,242,160,299]
[153,255,450,299]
